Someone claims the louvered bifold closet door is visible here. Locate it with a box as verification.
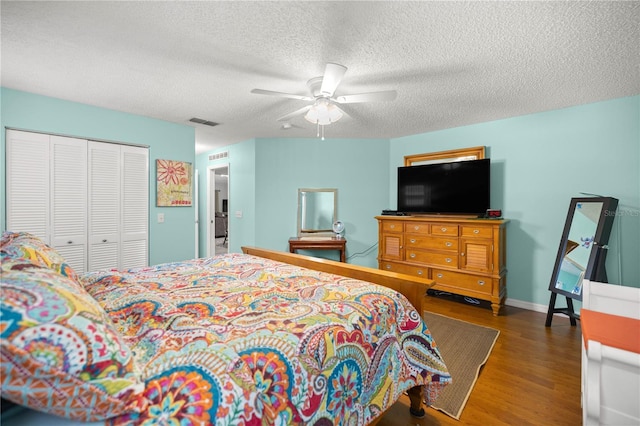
[50,136,87,274]
[6,130,50,241]
[121,145,149,269]
[88,142,121,271]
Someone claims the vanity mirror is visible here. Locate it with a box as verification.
[297,188,337,236]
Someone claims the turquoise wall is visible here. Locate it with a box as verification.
[197,137,389,267]
[254,138,389,266]
[197,96,639,309]
[391,96,640,307]
[195,139,257,257]
[1,88,197,265]
[4,87,637,309]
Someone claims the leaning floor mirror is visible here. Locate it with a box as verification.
[545,196,618,326]
[297,188,337,238]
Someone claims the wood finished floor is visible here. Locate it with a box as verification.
[375,294,583,426]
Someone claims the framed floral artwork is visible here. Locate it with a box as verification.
[156,159,193,206]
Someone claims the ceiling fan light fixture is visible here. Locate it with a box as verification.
[304,98,343,126]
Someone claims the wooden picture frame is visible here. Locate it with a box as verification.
[404,146,485,166]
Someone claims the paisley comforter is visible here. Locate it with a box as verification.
[81,253,451,425]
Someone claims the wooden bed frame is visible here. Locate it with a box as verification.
[241,246,435,419]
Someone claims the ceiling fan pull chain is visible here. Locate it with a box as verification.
[316,121,320,138]
[321,124,325,141]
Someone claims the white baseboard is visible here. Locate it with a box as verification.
[505,298,550,314]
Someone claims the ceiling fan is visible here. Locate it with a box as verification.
[251,63,397,138]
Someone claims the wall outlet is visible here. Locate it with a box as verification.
[158,213,165,223]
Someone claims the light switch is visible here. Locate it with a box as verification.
[158,213,165,223]
[235,211,243,218]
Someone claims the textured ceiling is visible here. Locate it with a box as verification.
[2,1,639,154]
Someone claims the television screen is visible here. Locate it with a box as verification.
[397,158,490,215]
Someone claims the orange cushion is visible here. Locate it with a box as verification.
[581,309,640,354]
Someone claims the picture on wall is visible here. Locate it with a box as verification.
[156,159,193,206]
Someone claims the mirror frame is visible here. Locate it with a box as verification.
[297,188,338,236]
[547,196,618,301]
[404,146,485,166]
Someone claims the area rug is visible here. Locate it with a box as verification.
[423,311,500,419]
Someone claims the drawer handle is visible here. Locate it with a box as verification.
[436,273,443,278]
[410,253,416,258]
[102,239,107,243]
[478,280,486,285]
[474,229,480,234]
[445,242,452,247]
[441,227,447,232]
[445,258,452,263]
[385,265,391,270]
[410,239,416,243]
[390,224,395,229]
[461,252,465,256]
[414,226,420,230]
[417,270,423,275]
[67,241,73,244]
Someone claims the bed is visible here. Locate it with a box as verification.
[1,231,451,425]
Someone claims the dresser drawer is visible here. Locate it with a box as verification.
[405,235,458,251]
[404,222,430,235]
[431,224,459,236]
[432,269,492,295]
[379,261,429,278]
[461,225,493,239]
[382,221,404,232]
[406,250,458,268]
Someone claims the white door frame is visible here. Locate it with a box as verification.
[194,169,199,258]
[206,164,229,257]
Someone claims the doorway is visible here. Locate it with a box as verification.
[208,165,229,256]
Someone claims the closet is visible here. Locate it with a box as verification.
[5,129,149,273]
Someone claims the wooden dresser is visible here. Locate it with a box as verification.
[376,216,508,315]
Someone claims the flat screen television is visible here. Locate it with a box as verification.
[397,158,490,215]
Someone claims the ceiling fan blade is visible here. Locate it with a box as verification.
[251,88,313,101]
[334,104,351,120]
[334,90,397,104]
[320,63,347,97]
[277,105,312,122]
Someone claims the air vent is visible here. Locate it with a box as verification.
[189,117,219,127]
[209,151,228,161]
